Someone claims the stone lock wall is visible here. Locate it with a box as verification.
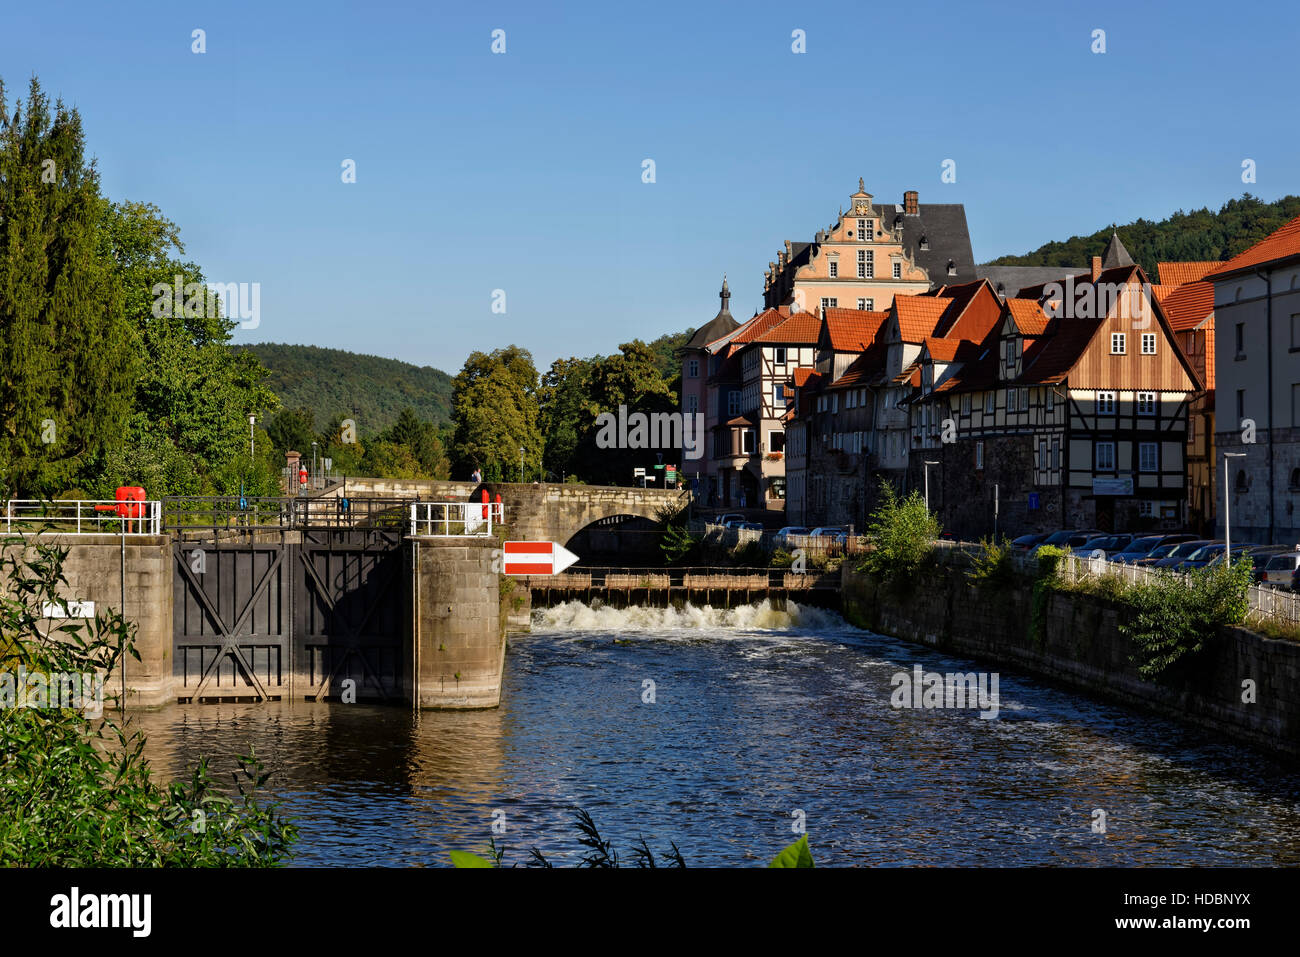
[1,535,173,708]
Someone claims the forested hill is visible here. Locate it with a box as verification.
[233,343,454,436]
[984,193,1300,276]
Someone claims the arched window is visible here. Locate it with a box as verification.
[1236,469,1249,492]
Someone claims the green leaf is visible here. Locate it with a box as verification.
[768,835,814,868]
[450,850,495,868]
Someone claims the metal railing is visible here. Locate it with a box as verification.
[526,565,841,590]
[162,496,414,531]
[3,499,162,536]
[410,501,504,537]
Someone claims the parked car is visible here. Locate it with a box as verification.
[737,521,763,532]
[1009,532,1049,551]
[808,526,849,545]
[713,513,744,527]
[1030,529,1104,556]
[1137,539,1213,567]
[1070,533,1136,559]
[1200,543,1261,568]
[772,526,810,549]
[1109,533,1199,565]
[1255,548,1300,587]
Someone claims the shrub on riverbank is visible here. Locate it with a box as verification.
[0,538,298,866]
[857,482,940,586]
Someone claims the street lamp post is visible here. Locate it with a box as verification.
[249,415,256,460]
[312,441,318,489]
[923,460,940,513]
[1224,451,1247,565]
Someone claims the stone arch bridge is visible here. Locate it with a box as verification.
[315,479,691,547]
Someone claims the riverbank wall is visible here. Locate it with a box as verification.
[841,565,1300,761]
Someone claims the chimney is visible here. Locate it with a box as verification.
[904,190,919,215]
[1091,256,1102,281]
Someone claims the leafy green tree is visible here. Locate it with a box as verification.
[538,356,595,480]
[90,200,279,497]
[576,341,678,485]
[449,346,541,481]
[0,78,137,497]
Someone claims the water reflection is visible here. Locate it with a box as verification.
[125,600,1300,867]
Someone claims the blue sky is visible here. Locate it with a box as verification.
[3,0,1296,374]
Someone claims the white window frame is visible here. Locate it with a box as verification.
[1095,441,1116,471]
[1141,332,1157,355]
[892,261,902,279]
[985,391,995,414]
[773,347,787,364]
[829,259,838,278]
[1139,442,1157,472]
[1137,391,1156,416]
[857,298,866,310]
[1097,391,1116,415]
[1111,332,1126,354]
[961,394,971,415]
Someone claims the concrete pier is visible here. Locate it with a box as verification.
[410,536,504,709]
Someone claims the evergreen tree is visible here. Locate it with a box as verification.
[0,78,136,496]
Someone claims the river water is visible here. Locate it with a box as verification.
[129,601,1300,867]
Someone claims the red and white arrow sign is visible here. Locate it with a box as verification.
[503,541,580,576]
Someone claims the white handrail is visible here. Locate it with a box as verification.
[409,501,504,537]
[3,500,161,536]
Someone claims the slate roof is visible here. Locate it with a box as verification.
[898,203,977,286]
[1102,231,1135,268]
[975,265,1088,299]
[1205,215,1300,279]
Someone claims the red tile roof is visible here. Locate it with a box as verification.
[1206,215,1300,280]
[823,309,887,351]
[894,296,953,342]
[1161,280,1215,332]
[753,310,822,344]
[1157,261,1226,287]
[792,366,818,387]
[1019,318,1103,384]
[1204,314,1215,396]
[1006,298,1050,335]
[922,336,962,361]
[729,308,790,344]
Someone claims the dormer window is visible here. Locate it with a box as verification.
[920,235,930,250]
[947,260,957,277]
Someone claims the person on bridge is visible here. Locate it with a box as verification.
[471,467,482,484]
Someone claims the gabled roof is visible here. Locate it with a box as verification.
[792,366,819,388]
[729,307,792,344]
[921,336,963,362]
[822,309,887,351]
[1158,261,1226,287]
[752,310,822,345]
[1006,298,1050,335]
[1161,280,1215,331]
[894,296,953,342]
[1205,215,1300,280]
